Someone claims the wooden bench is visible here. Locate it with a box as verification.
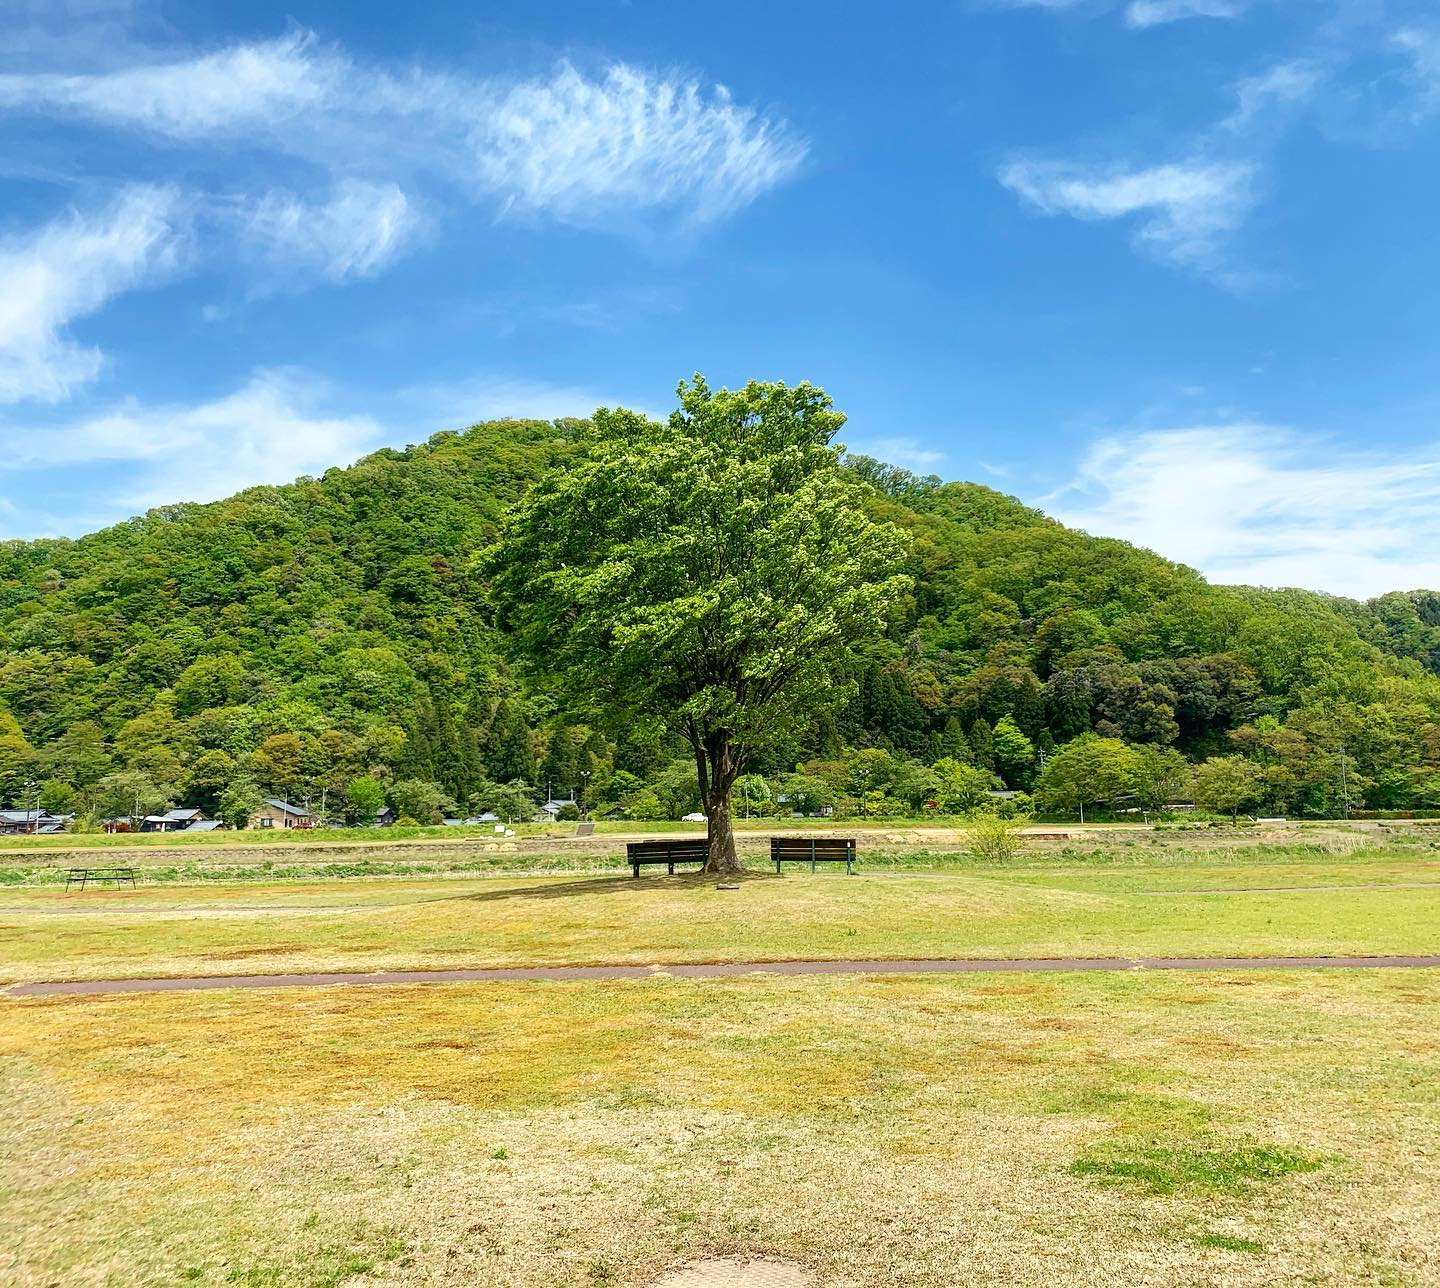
[626,839,709,878]
[65,867,138,892]
[771,837,856,874]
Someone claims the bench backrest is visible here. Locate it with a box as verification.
[626,839,710,861]
[770,837,856,859]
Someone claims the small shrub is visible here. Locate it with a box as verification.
[965,812,1028,863]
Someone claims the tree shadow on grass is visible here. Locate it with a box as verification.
[428,868,786,904]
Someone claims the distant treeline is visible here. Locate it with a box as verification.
[0,419,1437,824]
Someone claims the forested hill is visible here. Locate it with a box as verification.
[1,417,1438,824]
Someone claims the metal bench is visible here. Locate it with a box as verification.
[770,837,856,874]
[65,867,138,891]
[626,839,709,877]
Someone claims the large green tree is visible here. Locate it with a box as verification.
[486,377,911,872]
[1033,735,1137,822]
[1193,754,1267,823]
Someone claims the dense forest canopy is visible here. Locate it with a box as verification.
[2,416,1439,825]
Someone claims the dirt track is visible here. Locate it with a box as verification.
[11,953,1440,997]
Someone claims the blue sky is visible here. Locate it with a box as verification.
[3,0,1440,596]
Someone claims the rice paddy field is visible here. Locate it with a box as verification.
[2,824,1438,1286]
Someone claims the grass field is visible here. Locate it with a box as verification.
[2,833,1438,1285]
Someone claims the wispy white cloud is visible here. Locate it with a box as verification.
[1224,58,1326,130]
[1047,425,1440,597]
[0,34,806,228]
[475,64,807,226]
[1124,0,1243,29]
[0,369,384,519]
[0,185,181,403]
[996,40,1333,282]
[998,158,1257,273]
[0,31,338,136]
[997,0,1087,11]
[0,29,807,415]
[397,373,665,429]
[0,368,657,535]
[1391,26,1440,122]
[241,180,419,282]
[999,0,1246,25]
[862,436,945,470]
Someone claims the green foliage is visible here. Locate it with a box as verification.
[624,789,668,821]
[1193,755,1268,821]
[0,407,1434,830]
[991,714,1035,784]
[484,377,911,869]
[388,778,455,825]
[1131,745,1193,814]
[734,773,773,817]
[344,776,386,826]
[38,778,78,815]
[476,779,536,823]
[1033,736,1138,820]
[92,769,171,823]
[931,757,1001,812]
[965,812,1027,862]
[217,776,263,830]
[772,771,836,817]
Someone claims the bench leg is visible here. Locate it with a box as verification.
[632,864,640,878]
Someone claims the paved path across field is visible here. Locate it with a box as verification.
[8,954,1440,998]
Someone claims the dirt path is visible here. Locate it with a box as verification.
[9,954,1440,997]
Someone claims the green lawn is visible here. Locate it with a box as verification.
[2,836,1438,1286]
[3,969,1437,1286]
[2,842,1437,986]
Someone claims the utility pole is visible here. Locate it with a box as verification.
[1338,744,1351,819]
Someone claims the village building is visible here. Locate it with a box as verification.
[248,798,313,829]
[140,808,214,833]
[0,809,73,835]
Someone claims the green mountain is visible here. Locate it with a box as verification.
[1,419,1437,822]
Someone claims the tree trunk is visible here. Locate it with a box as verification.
[687,722,742,875]
[704,790,740,874]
